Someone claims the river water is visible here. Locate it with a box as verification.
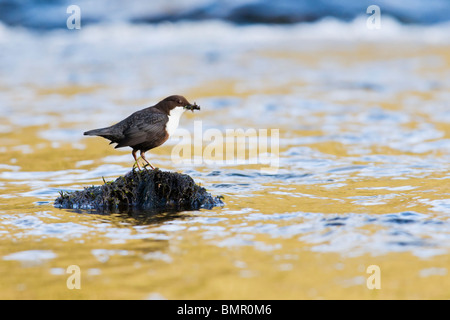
[0,16,450,299]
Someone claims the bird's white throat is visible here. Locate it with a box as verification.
[166,106,186,136]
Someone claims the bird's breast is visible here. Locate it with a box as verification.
[165,107,185,136]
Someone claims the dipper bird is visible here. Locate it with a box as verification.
[84,95,200,170]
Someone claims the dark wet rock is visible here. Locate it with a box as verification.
[54,169,224,213]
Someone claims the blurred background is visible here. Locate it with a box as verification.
[0,0,450,299]
[1,0,450,28]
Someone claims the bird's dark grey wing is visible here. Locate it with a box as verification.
[114,111,168,149]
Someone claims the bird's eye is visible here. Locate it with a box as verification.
[178,100,182,104]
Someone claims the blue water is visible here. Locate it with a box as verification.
[1,0,449,29]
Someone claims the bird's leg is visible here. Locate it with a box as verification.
[140,151,155,170]
[132,149,141,171]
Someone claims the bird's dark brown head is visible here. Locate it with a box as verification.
[156,95,200,114]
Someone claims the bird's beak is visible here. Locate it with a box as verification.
[184,102,200,112]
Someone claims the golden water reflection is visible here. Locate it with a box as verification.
[1,27,450,299]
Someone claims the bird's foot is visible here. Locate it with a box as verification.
[143,163,155,170]
[132,160,141,171]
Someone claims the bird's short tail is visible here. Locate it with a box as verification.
[84,127,117,145]
[84,128,109,136]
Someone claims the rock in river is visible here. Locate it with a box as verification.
[54,169,224,213]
